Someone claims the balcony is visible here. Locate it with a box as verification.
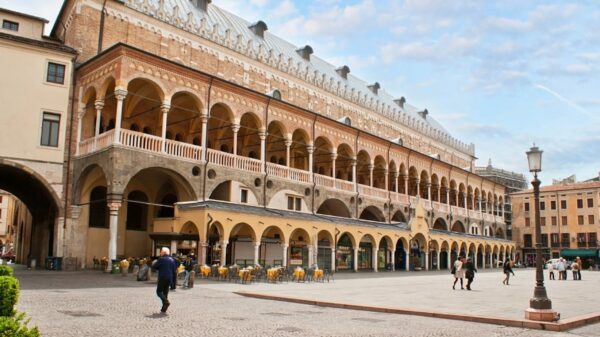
[266,162,311,184]
[469,210,482,220]
[432,201,449,213]
[358,184,388,199]
[451,206,468,217]
[483,213,495,222]
[314,173,354,192]
[390,192,409,204]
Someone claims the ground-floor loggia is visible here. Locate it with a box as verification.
[145,201,515,272]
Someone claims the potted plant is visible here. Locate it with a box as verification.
[119,259,130,276]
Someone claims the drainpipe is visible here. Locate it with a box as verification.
[263,97,271,209]
[201,78,214,201]
[311,114,318,214]
[97,0,108,54]
[62,53,79,259]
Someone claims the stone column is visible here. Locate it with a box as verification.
[307,144,315,173]
[285,138,292,167]
[447,251,451,271]
[351,158,357,192]
[384,169,389,192]
[106,201,121,271]
[368,163,374,187]
[200,111,208,163]
[160,103,170,152]
[307,245,314,267]
[330,247,336,272]
[231,123,240,155]
[404,175,409,195]
[258,129,267,173]
[471,195,475,211]
[488,251,493,269]
[170,240,177,255]
[372,247,378,272]
[427,183,432,200]
[436,251,441,270]
[199,242,208,266]
[437,186,441,203]
[390,249,395,271]
[75,107,85,155]
[331,152,337,178]
[282,244,288,268]
[253,241,260,266]
[446,189,450,205]
[394,172,400,193]
[113,89,127,144]
[353,247,358,272]
[463,194,468,210]
[424,252,429,271]
[220,240,228,266]
[94,99,104,137]
[415,179,420,197]
[455,190,459,207]
[405,249,410,271]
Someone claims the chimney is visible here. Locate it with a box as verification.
[336,65,350,79]
[418,109,428,119]
[296,45,313,61]
[367,82,380,95]
[248,21,268,38]
[394,97,406,108]
[190,0,211,11]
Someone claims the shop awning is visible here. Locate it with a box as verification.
[559,249,598,258]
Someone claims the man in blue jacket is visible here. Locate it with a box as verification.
[153,247,177,313]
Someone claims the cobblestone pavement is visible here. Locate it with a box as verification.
[13,268,600,337]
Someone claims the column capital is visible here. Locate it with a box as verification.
[77,106,86,119]
[368,164,374,171]
[351,157,357,166]
[94,99,105,111]
[160,104,171,114]
[284,138,293,147]
[231,123,241,133]
[306,145,315,154]
[393,170,400,178]
[258,130,267,140]
[253,241,261,247]
[114,89,128,101]
[281,243,289,248]
[107,201,121,212]
[330,152,338,160]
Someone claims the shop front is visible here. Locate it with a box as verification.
[336,234,353,271]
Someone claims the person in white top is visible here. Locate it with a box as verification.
[548,262,555,280]
[452,256,465,290]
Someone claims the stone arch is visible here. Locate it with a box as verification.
[496,227,505,239]
[359,205,385,222]
[433,217,448,230]
[208,102,235,153]
[336,143,354,181]
[451,220,466,233]
[266,120,288,165]
[337,232,356,270]
[356,150,371,186]
[125,190,149,231]
[317,199,352,218]
[209,180,259,206]
[123,78,166,137]
[238,111,263,158]
[314,136,334,176]
[419,170,430,199]
[391,210,407,223]
[290,128,310,170]
[372,155,387,189]
[168,90,204,144]
[408,166,419,196]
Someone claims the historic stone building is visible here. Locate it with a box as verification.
[0,8,76,265]
[512,181,600,266]
[8,0,515,271]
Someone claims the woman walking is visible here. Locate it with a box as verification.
[464,258,477,290]
[502,258,515,285]
[452,256,465,290]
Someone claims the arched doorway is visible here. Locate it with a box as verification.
[394,238,407,271]
[336,233,355,271]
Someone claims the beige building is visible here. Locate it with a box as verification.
[0,191,33,259]
[0,8,76,264]
[512,180,600,266]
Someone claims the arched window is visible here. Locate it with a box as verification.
[158,193,178,218]
[126,191,148,230]
[89,186,108,228]
[130,123,140,132]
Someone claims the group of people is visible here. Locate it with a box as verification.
[548,256,583,281]
[451,256,515,290]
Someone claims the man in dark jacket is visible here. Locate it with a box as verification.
[153,247,177,313]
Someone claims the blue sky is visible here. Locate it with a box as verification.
[3,0,599,184]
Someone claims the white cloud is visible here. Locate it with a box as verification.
[485,17,531,32]
[380,34,479,63]
[269,0,296,18]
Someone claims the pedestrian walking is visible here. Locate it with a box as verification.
[183,255,195,288]
[452,256,465,290]
[575,256,583,280]
[152,247,177,313]
[571,260,580,280]
[557,258,565,280]
[464,257,477,290]
[502,258,515,285]
[548,262,555,280]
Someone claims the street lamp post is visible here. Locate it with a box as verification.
[524,145,558,321]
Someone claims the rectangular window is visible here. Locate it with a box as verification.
[578,215,584,225]
[525,218,530,227]
[561,216,567,226]
[561,233,570,247]
[540,217,546,226]
[551,200,556,210]
[524,202,530,212]
[560,200,567,209]
[240,189,248,203]
[541,234,548,247]
[588,198,594,208]
[2,20,18,31]
[287,196,302,211]
[46,62,66,84]
[40,112,60,147]
[551,233,560,247]
[589,233,597,247]
[589,215,594,225]
[577,233,586,247]
[523,234,532,247]
[577,199,583,208]
[540,201,545,211]
[551,216,557,226]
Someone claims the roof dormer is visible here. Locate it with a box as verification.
[248,20,268,38]
[336,65,350,79]
[367,82,380,95]
[296,45,313,61]
[189,0,211,11]
[394,97,406,108]
[418,109,428,119]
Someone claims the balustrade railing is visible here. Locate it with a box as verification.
[207,148,262,173]
[451,206,468,217]
[495,215,505,223]
[483,213,495,222]
[267,163,311,183]
[78,130,116,156]
[164,139,201,161]
[469,210,482,220]
[432,201,449,213]
[391,192,409,204]
[120,129,162,153]
[358,184,388,199]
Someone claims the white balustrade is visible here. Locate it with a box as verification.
[391,192,409,204]
[314,173,355,192]
[483,213,495,222]
[164,139,201,161]
[207,148,262,173]
[433,201,449,213]
[469,210,482,220]
[267,162,311,183]
[78,137,96,156]
[358,184,388,199]
[120,129,162,153]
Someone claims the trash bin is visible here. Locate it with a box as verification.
[111,259,120,274]
[53,257,63,271]
[46,257,54,270]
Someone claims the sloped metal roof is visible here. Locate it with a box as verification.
[124,0,468,151]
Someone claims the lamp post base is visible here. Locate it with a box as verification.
[524,308,559,322]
